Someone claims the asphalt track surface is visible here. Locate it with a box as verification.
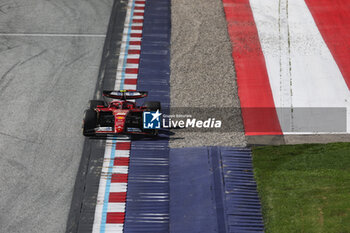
[0,0,113,232]
[169,0,247,147]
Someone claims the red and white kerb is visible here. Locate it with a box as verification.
[92,139,131,233]
[114,0,146,91]
[223,0,350,135]
[93,0,145,232]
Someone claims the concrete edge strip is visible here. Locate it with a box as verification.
[65,0,127,232]
[0,33,106,37]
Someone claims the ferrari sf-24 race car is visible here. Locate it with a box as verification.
[83,90,161,136]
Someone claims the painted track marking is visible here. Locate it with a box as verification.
[223,0,350,135]
[305,0,350,90]
[250,0,350,133]
[222,0,282,135]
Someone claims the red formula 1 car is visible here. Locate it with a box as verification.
[83,90,161,137]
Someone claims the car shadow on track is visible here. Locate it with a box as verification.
[85,128,189,142]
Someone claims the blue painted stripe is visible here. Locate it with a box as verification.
[100,139,117,233]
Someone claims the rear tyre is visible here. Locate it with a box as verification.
[83,109,97,136]
[143,101,161,111]
[90,100,105,109]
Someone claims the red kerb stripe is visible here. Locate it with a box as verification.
[125,68,139,74]
[127,58,140,63]
[222,0,282,135]
[130,33,142,38]
[115,142,131,150]
[305,0,350,89]
[134,6,145,10]
[133,19,144,23]
[134,12,144,16]
[114,157,130,166]
[124,79,138,85]
[129,41,142,46]
[106,212,125,224]
[128,50,141,54]
[111,174,129,183]
[131,26,143,30]
[109,192,127,202]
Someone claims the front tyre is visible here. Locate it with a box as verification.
[83,109,97,136]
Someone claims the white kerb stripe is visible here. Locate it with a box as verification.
[131,30,143,34]
[104,224,124,232]
[129,23,143,27]
[115,150,130,157]
[124,84,137,90]
[107,203,126,212]
[125,63,139,69]
[110,183,128,193]
[112,166,129,174]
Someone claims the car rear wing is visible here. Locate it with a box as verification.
[103,90,148,100]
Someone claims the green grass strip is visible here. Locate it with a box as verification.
[252,143,350,233]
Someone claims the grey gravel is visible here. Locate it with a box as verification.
[0,0,113,232]
[169,0,247,147]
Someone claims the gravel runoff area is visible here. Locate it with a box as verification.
[169,0,247,147]
[0,0,113,232]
